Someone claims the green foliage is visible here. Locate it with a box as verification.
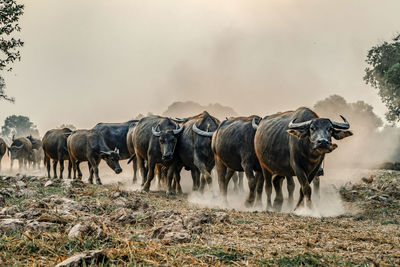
[1,114,39,138]
[0,0,24,102]
[364,36,400,123]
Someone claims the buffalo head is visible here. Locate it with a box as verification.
[152,123,184,161]
[100,148,122,174]
[287,115,353,154]
[7,144,24,160]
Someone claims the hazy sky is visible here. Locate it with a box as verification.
[2,0,400,135]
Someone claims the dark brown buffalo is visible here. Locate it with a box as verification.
[0,138,6,172]
[42,128,73,178]
[8,137,32,171]
[254,107,352,211]
[133,116,184,194]
[211,116,263,207]
[173,111,220,193]
[67,130,122,185]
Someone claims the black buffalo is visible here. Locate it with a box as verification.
[8,136,32,171]
[67,130,122,185]
[254,107,352,211]
[27,135,43,169]
[92,120,138,160]
[211,116,264,207]
[173,111,220,193]
[0,138,6,172]
[133,116,184,194]
[42,128,73,178]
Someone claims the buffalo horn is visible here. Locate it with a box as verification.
[192,123,214,137]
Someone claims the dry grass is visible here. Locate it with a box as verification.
[0,170,399,266]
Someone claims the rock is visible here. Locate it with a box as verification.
[15,208,43,219]
[55,250,107,267]
[16,180,26,188]
[163,231,191,244]
[44,180,54,187]
[184,211,212,229]
[0,205,19,216]
[38,212,69,224]
[214,212,230,223]
[68,223,90,239]
[0,219,24,234]
[16,189,36,198]
[15,173,25,181]
[27,220,57,231]
[344,182,353,191]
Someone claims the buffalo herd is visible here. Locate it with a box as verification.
[0,107,352,211]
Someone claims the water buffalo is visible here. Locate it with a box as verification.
[92,120,138,160]
[8,136,32,171]
[27,135,43,168]
[172,111,220,193]
[211,116,264,207]
[42,128,73,178]
[254,107,353,211]
[67,130,122,185]
[0,138,6,172]
[133,116,184,194]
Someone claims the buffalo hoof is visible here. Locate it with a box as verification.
[166,191,175,196]
[88,179,93,184]
[96,180,102,185]
[244,200,254,208]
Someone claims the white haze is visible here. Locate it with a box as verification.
[2,0,400,217]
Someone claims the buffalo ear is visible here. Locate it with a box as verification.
[286,129,308,138]
[332,129,353,140]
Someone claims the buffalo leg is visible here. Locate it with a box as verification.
[76,161,82,180]
[88,161,94,184]
[45,156,51,178]
[142,160,155,192]
[137,156,147,186]
[238,172,244,192]
[243,165,257,208]
[273,175,285,211]
[286,176,295,209]
[232,172,239,192]
[59,159,65,179]
[52,160,58,178]
[313,176,320,202]
[67,160,72,178]
[93,159,102,185]
[190,169,200,191]
[174,170,182,194]
[166,162,177,195]
[198,163,213,194]
[255,171,264,208]
[132,157,138,183]
[71,159,77,179]
[215,157,228,204]
[294,166,312,210]
[19,158,23,172]
[262,168,273,210]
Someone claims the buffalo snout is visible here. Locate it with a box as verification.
[162,153,173,161]
[115,167,122,174]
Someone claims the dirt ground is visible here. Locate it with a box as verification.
[0,159,399,266]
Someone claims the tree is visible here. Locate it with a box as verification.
[364,35,400,123]
[314,94,383,131]
[0,0,24,102]
[1,115,39,138]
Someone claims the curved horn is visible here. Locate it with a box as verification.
[173,117,188,123]
[100,151,111,156]
[331,115,350,129]
[192,123,214,137]
[288,119,312,130]
[12,144,24,150]
[173,125,184,135]
[252,117,259,130]
[152,126,161,137]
